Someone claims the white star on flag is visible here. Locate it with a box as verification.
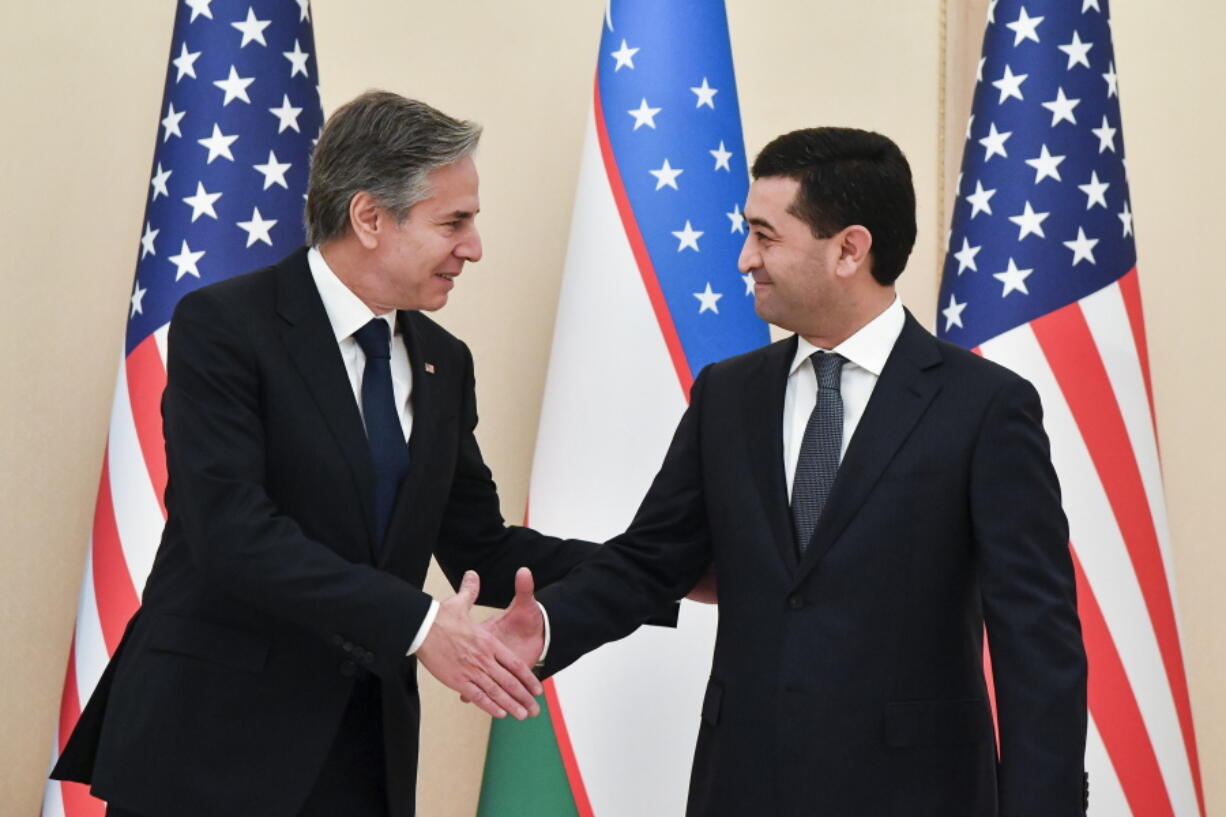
[1006,6,1044,46]
[953,237,982,274]
[140,221,159,259]
[1063,227,1100,265]
[942,293,968,330]
[993,258,1033,296]
[742,273,754,295]
[237,207,277,247]
[650,159,683,190]
[966,180,997,217]
[231,7,272,47]
[1078,171,1110,209]
[169,240,206,281]
[1009,201,1049,240]
[1041,87,1080,126]
[1024,144,1066,183]
[198,123,239,163]
[628,98,661,130]
[172,43,201,82]
[150,163,172,200]
[214,65,256,106]
[254,151,292,189]
[185,0,214,23]
[710,141,733,171]
[183,181,222,221]
[270,95,303,133]
[161,103,186,142]
[1058,30,1093,69]
[1102,61,1119,97]
[610,39,639,71]
[693,283,723,313]
[992,65,1028,103]
[1118,200,1134,236]
[295,0,310,21]
[283,39,310,78]
[727,203,745,234]
[1091,115,1117,153]
[979,123,1012,161]
[1082,0,1101,11]
[130,280,147,317]
[672,220,703,252]
[690,78,718,109]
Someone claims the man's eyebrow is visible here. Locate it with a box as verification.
[746,215,776,232]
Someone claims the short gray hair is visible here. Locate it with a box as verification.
[305,90,482,246]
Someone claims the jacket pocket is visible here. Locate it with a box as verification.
[148,612,269,673]
[883,698,990,748]
[701,678,724,727]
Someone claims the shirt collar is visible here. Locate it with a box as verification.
[789,296,905,377]
[307,246,398,343]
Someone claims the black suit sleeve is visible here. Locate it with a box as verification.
[163,289,428,681]
[536,368,715,676]
[971,377,1088,816]
[432,342,600,607]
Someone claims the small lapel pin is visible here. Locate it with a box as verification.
[424,363,436,374]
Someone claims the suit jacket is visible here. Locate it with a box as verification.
[537,312,1088,817]
[53,247,595,817]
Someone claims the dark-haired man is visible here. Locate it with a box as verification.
[52,91,597,817]
[492,128,1088,816]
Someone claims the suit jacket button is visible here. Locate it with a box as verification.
[787,594,805,610]
[340,660,357,677]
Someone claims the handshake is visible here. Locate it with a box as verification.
[414,565,719,720]
[415,567,549,721]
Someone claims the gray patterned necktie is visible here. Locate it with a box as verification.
[791,351,846,556]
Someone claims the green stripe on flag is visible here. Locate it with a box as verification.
[476,694,581,817]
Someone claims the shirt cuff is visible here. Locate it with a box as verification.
[536,601,551,665]
[406,599,440,655]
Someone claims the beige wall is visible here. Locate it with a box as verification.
[1,1,1220,815]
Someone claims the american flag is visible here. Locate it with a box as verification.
[43,2,322,815]
[940,2,1203,815]
[477,1,767,815]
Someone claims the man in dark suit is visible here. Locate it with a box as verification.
[493,128,1088,816]
[52,91,596,817]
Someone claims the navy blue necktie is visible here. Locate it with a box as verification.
[791,351,846,556]
[353,318,411,549]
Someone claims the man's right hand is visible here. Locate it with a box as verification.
[416,570,543,720]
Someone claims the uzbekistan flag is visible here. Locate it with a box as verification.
[477,1,768,814]
[940,1,1203,815]
[43,1,323,814]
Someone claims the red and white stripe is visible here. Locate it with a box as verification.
[43,328,171,817]
[981,269,1204,817]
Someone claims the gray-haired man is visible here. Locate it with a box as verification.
[53,90,596,817]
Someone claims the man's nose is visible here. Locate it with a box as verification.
[458,228,482,263]
[737,236,757,274]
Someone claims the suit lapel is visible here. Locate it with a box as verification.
[378,311,439,568]
[741,337,801,573]
[275,249,377,549]
[793,312,943,586]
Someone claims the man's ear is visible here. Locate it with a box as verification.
[348,191,382,250]
[833,224,873,279]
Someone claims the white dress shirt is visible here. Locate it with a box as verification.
[783,296,905,497]
[307,248,438,654]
